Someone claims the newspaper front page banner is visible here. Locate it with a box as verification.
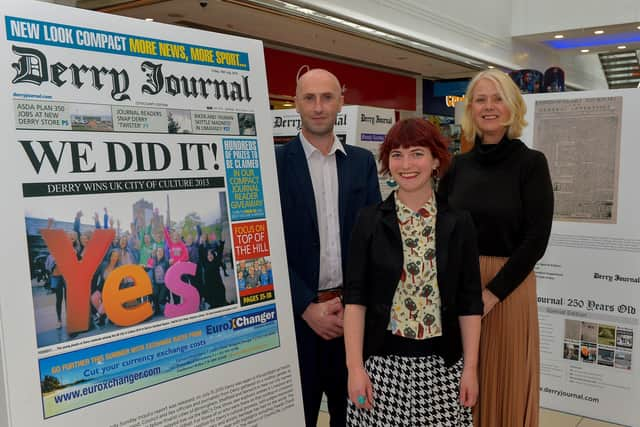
[0,2,303,426]
[523,89,640,426]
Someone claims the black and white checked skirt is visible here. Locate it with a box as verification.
[346,355,472,426]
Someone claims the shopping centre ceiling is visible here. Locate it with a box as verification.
[73,0,639,88]
[514,21,640,88]
[75,0,481,79]
[515,21,640,55]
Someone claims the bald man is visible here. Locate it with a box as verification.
[275,69,381,426]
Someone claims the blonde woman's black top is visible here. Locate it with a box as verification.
[438,136,554,301]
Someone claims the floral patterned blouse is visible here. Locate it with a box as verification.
[388,194,442,340]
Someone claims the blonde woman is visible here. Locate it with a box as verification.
[439,69,554,426]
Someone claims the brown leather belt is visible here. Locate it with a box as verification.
[316,288,343,303]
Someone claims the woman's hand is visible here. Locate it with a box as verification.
[459,365,478,407]
[348,365,374,410]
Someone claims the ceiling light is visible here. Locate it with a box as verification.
[554,34,564,39]
[546,31,640,49]
[145,18,154,21]
[487,65,495,69]
[580,49,590,53]
[618,45,627,49]
[296,7,316,15]
[594,30,605,35]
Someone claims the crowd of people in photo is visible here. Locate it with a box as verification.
[236,258,273,291]
[42,207,231,333]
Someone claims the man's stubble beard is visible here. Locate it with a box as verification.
[301,117,335,138]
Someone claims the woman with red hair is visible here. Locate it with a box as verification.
[344,118,482,426]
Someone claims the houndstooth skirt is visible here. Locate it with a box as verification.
[347,354,472,427]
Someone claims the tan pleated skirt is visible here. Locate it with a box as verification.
[473,256,539,427]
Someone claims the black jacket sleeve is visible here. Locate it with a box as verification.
[456,210,483,316]
[344,207,376,306]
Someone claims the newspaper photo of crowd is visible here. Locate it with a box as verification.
[25,189,234,347]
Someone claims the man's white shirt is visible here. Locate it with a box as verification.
[299,132,345,291]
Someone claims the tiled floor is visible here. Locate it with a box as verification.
[317,408,626,426]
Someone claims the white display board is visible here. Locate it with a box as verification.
[522,89,640,426]
[272,105,395,196]
[272,105,359,145]
[0,2,303,426]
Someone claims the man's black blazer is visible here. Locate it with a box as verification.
[275,135,381,320]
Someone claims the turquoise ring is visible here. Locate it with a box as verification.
[357,395,366,405]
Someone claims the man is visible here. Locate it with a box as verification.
[275,69,381,427]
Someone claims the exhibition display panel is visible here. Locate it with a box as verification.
[0,2,304,426]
